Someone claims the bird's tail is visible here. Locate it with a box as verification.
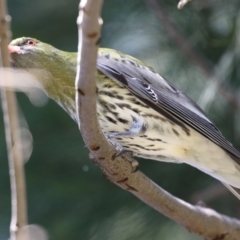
[222,182,240,200]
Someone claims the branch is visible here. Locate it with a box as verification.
[146,0,240,112]
[75,0,240,239]
[0,0,28,239]
[178,0,191,9]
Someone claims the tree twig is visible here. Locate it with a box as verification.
[75,0,240,239]
[0,0,28,239]
[190,183,228,203]
[178,0,192,9]
[146,0,240,112]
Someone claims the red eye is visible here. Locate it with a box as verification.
[26,39,36,46]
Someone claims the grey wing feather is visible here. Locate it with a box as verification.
[97,51,240,163]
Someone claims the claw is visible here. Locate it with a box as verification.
[113,148,133,158]
[104,132,139,173]
[131,159,139,173]
[113,149,139,173]
[112,148,134,159]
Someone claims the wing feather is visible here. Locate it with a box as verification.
[97,50,240,163]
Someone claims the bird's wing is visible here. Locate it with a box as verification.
[97,49,240,163]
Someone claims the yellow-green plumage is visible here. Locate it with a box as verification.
[9,37,240,191]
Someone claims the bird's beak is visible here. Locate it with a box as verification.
[8,45,21,54]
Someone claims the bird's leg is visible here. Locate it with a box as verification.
[105,117,146,157]
[104,136,124,152]
[104,118,145,172]
[106,117,146,138]
[104,118,146,152]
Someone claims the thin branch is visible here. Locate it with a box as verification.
[76,0,240,239]
[178,0,192,9]
[190,183,228,203]
[146,0,240,112]
[0,0,28,239]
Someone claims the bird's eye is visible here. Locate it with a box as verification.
[25,39,36,46]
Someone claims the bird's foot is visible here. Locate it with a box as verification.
[113,149,139,173]
[104,132,139,172]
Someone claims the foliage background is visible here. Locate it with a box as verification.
[1,0,240,239]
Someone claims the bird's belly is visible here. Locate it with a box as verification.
[99,108,240,186]
[98,98,193,162]
[96,84,240,187]
[110,121,240,188]
[97,90,222,163]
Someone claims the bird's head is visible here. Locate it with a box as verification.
[9,37,59,69]
[8,37,77,111]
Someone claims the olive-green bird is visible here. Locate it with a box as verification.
[8,37,240,195]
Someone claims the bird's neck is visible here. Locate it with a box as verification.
[33,51,78,121]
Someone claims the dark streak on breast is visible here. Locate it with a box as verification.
[106,116,117,124]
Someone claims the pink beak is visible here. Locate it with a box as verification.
[8,45,21,53]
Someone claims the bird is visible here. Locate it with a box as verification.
[8,37,240,198]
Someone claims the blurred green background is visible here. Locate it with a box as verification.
[1,0,240,239]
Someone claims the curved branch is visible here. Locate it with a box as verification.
[75,1,240,239]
